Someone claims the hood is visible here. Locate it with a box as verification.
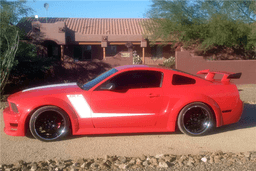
[8,83,84,102]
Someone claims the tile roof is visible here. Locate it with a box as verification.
[18,17,149,35]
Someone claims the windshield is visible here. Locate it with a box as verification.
[82,68,118,90]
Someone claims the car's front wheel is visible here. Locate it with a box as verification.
[177,102,215,136]
[29,106,70,141]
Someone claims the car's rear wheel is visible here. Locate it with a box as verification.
[177,102,214,136]
[29,106,70,142]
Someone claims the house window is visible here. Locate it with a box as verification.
[47,44,59,58]
[73,45,91,61]
[106,45,117,56]
[152,45,163,58]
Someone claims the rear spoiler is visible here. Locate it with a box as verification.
[197,69,242,82]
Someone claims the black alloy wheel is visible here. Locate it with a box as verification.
[177,102,214,136]
[29,106,70,141]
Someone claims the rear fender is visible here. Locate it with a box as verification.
[167,94,223,129]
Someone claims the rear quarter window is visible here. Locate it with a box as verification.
[172,74,196,85]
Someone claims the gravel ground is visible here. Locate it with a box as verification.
[0,84,256,171]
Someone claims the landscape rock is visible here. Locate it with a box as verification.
[178,155,187,163]
[2,151,256,171]
[118,156,127,163]
[250,151,256,160]
[149,157,158,166]
[128,158,136,165]
[139,154,146,161]
[30,162,38,171]
[209,156,214,164]
[158,161,168,168]
[155,154,164,158]
[213,150,224,156]
[57,163,66,170]
[142,160,149,166]
[178,160,183,167]
[135,158,142,165]
[187,157,195,166]
[118,163,128,169]
[244,151,251,158]
[201,157,207,163]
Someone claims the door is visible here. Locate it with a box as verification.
[82,45,91,60]
[73,45,82,60]
[90,70,164,128]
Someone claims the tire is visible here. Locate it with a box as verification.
[29,106,70,142]
[177,102,214,136]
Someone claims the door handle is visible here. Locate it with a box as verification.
[147,93,160,98]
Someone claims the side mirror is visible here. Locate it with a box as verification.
[101,83,116,90]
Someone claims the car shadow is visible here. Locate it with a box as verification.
[65,132,181,141]
[210,103,256,135]
[67,131,181,140]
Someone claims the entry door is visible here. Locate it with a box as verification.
[73,45,82,60]
[90,70,164,128]
[83,45,91,60]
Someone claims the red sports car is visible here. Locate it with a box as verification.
[3,65,243,141]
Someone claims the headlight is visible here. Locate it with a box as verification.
[10,103,19,113]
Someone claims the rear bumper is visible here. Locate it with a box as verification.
[222,99,243,125]
[3,107,25,136]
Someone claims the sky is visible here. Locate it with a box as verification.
[26,0,153,19]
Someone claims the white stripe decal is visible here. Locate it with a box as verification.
[67,95,92,118]
[23,83,77,92]
[67,94,154,118]
[93,113,154,118]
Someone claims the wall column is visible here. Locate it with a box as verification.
[142,47,145,64]
[61,45,64,61]
[141,38,147,65]
[103,47,106,60]
[101,36,108,60]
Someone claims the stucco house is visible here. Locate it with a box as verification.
[17,17,174,66]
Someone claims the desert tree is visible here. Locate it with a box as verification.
[0,0,33,96]
[144,0,256,55]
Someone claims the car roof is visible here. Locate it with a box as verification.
[114,65,149,71]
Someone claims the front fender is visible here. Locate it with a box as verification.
[23,97,80,134]
[167,94,223,129]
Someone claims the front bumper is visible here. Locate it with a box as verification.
[222,99,244,125]
[3,106,26,136]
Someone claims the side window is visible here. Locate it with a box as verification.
[172,74,196,85]
[99,70,163,90]
[106,45,117,56]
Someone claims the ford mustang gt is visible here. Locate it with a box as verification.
[3,65,243,141]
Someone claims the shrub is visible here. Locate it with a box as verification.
[133,51,142,64]
[159,56,175,68]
